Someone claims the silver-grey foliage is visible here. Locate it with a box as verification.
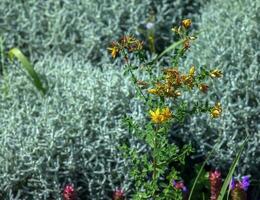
[179,0,260,176]
[0,0,206,65]
[0,55,144,199]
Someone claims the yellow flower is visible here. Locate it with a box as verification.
[211,102,222,118]
[149,107,172,123]
[107,46,118,59]
[182,19,192,29]
[210,69,222,78]
[161,107,172,120]
[149,108,163,123]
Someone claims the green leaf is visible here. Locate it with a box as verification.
[157,39,185,60]
[217,136,248,200]
[8,48,47,95]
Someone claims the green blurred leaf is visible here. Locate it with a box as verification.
[8,48,47,95]
[217,136,248,200]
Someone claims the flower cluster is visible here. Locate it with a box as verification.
[209,170,222,200]
[173,180,189,200]
[230,176,250,200]
[149,107,172,124]
[107,35,143,59]
[148,67,182,98]
[171,19,195,51]
[108,19,224,200]
[148,66,221,98]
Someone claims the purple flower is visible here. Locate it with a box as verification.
[173,180,188,193]
[229,177,235,190]
[229,176,250,192]
[241,176,250,191]
[182,186,188,193]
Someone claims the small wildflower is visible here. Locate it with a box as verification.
[113,189,125,200]
[63,184,77,200]
[107,43,119,59]
[182,19,192,29]
[230,176,250,200]
[210,69,222,78]
[149,107,172,124]
[241,176,250,191]
[199,83,209,93]
[173,180,189,200]
[173,180,188,192]
[161,107,172,120]
[211,102,222,118]
[230,177,236,190]
[209,170,222,200]
[150,108,163,123]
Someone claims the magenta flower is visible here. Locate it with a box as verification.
[63,184,77,200]
[209,170,222,200]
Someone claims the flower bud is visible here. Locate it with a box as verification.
[182,19,192,29]
[210,69,222,78]
[199,83,209,93]
[113,189,125,200]
[63,184,77,200]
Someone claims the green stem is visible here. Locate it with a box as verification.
[123,50,147,102]
[128,68,147,102]
[151,125,159,199]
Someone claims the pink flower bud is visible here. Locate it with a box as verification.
[113,189,125,200]
[63,184,77,200]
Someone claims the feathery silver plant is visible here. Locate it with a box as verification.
[178,0,260,177]
[0,0,206,65]
[0,54,145,199]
